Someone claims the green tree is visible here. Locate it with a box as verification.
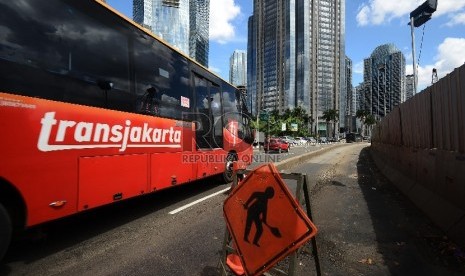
[281,106,311,137]
[356,110,370,135]
[322,109,339,138]
[255,107,312,138]
[364,114,376,136]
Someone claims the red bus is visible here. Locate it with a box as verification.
[0,0,254,259]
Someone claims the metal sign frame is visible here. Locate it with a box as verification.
[218,164,322,276]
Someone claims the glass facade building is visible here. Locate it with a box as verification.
[362,44,406,119]
[248,0,345,135]
[189,0,209,66]
[343,56,353,130]
[133,0,209,66]
[354,83,364,132]
[229,50,247,87]
[247,16,257,115]
[405,74,415,100]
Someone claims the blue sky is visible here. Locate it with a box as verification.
[106,0,465,91]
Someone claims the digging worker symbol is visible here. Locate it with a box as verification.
[243,186,282,247]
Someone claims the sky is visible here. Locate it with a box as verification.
[106,0,465,91]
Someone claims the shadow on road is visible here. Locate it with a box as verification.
[0,176,226,273]
[356,147,465,275]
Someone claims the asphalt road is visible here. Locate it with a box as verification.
[1,143,464,275]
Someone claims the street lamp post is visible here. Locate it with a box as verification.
[410,16,418,95]
[409,0,438,95]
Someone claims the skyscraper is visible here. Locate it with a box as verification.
[362,44,406,119]
[354,83,364,132]
[229,50,247,87]
[247,16,257,116]
[248,0,345,135]
[343,56,353,130]
[405,74,415,100]
[133,0,209,66]
[189,0,209,66]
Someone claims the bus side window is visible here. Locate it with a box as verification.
[210,85,223,148]
[133,35,191,120]
[137,86,162,115]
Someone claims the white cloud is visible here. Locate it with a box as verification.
[445,12,465,26]
[435,0,465,16]
[407,37,465,90]
[404,51,413,63]
[356,0,465,26]
[209,0,241,44]
[356,6,370,26]
[353,61,364,74]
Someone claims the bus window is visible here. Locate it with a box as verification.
[222,86,242,137]
[222,85,254,143]
[137,86,162,115]
[0,0,132,111]
[211,84,223,148]
[67,5,131,110]
[134,35,190,120]
[193,75,212,149]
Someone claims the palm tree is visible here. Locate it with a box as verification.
[364,114,376,137]
[322,109,339,138]
[356,110,370,135]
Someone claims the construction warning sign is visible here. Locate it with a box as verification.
[223,163,318,276]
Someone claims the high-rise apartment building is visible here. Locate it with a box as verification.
[229,50,247,87]
[247,16,257,116]
[189,0,209,66]
[405,74,415,100]
[133,0,209,66]
[248,0,345,135]
[354,83,364,132]
[362,44,406,119]
[342,56,353,130]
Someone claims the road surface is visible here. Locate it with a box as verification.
[1,143,463,275]
[289,143,464,275]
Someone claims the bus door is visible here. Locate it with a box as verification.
[192,75,223,149]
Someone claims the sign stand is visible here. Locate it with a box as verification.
[218,165,322,276]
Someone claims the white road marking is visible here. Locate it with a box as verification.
[168,187,231,215]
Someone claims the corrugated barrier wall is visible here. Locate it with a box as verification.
[370,63,465,248]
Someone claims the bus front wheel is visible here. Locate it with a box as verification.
[222,153,237,183]
[0,203,12,261]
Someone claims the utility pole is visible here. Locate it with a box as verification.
[410,16,417,95]
[409,0,438,95]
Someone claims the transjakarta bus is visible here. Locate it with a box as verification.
[0,0,254,259]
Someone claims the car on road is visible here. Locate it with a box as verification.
[294,137,307,145]
[281,136,297,146]
[363,136,371,142]
[305,137,317,146]
[346,133,363,143]
[318,137,328,144]
[264,138,290,153]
